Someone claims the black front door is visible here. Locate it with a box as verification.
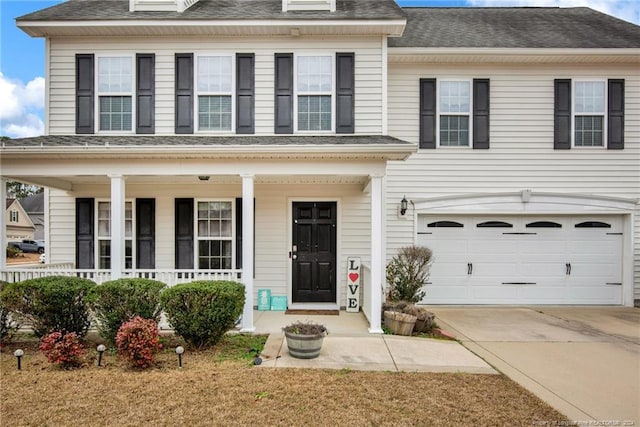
[292,202,337,303]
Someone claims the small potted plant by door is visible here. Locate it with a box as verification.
[283,321,327,359]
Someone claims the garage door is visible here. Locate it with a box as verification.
[417,215,623,305]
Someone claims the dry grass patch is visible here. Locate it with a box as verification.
[1,334,566,426]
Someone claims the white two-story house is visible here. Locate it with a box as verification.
[1,0,639,333]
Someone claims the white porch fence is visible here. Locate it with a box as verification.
[0,268,243,286]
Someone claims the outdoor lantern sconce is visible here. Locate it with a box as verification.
[97,344,106,367]
[400,196,408,216]
[176,346,185,368]
[14,349,24,370]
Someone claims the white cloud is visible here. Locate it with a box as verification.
[0,72,45,138]
[466,0,639,24]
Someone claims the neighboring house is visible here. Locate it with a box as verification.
[20,192,45,241]
[0,0,638,333]
[5,199,36,242]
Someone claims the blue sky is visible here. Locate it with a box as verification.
[0,0,638,138]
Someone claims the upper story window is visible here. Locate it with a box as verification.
[574,81,605,147]
[97,56,134,132]
[296,55,333,132]
[9,210,19,223]
[196,55,233,132]
[439,80,471,147]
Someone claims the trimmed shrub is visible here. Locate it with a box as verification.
[386,245,432,304]
[161,280,245,349]
[1,281,21,345]
[88,278,166,343]
[0,276,96,337]
[115,316,162,369]
[39,330,86,369]
[6,246,21,259]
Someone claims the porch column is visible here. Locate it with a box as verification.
[109,174,125,280]
[0,179,6,269]
[369,174,384,333]
[240,174,255,332]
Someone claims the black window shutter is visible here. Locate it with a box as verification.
[235,197,256,273]
[136,198,155,269]
[608,79,624,150]
[76,54,94,134]
[419,78,436,149]
[554,79,571,150]
[473,79,490,149]
[274,53,294,134]
[236,53,255,134]
[336,52,355,134]
[175,198,194,269]
[136,54,155,134]
[76,198,94,269]
[175,53,194,134]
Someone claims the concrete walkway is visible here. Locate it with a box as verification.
[430,307,640,424]
[258,332,496,374]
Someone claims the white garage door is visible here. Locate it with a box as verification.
[417,215,623,305]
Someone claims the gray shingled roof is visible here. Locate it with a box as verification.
[390,7,640,48]
[20,193,45,213]
[2,135,413,147]
[17,0,405,21]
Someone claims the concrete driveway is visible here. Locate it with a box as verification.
[430,306,640,424]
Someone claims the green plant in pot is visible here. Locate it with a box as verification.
[283,321,327,359]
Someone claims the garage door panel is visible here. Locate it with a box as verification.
[418,214,623,305]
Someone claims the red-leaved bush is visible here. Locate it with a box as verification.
[115,316,162,369]
[39,330,86,369]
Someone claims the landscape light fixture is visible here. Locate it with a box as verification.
[97,344,106,367]
[400,196,408,216]
[14,349,24,370]
[176,346,185,368]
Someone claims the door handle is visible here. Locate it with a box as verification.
[289,251,298,260]
[566,263,571,275]
[467,263,473,275]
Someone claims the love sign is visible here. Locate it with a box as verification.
[346,257,361,312]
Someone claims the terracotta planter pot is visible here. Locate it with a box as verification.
[383,311,417,336]
[284,331,325,359]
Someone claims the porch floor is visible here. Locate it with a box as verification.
[252,310,370,335]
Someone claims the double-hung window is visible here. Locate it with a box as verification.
[439,80,471,147]
[97,56,133,132]
[196,55,233,132]
[296,55,333,131]
[97,201,133,269]
[196,201,233,269]
[9,210,18,223]
[574,81,605,147]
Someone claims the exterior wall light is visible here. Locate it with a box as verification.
[400,196,408,216]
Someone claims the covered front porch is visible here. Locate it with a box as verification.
[1,137,416,333]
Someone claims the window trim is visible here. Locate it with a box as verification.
[194,53,236,134]
[95,54,136,134]
[9,210,19,223]
[293,53,336,134]
[194,198,236,270]
[572,78,607,149]
[95,199,135,270]
[436,78,473,148]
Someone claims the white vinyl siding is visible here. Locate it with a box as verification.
[49,36,383,135]
[387,62,640,301]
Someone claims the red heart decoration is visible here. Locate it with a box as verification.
[349,272,359,282]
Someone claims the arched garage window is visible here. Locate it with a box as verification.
[427,221,464,228]
[476,221,513,228]
[526,221,562,228]
[575,221,611,228]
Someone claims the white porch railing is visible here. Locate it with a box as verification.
[362,263,371,323]
[0,269,243,286]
